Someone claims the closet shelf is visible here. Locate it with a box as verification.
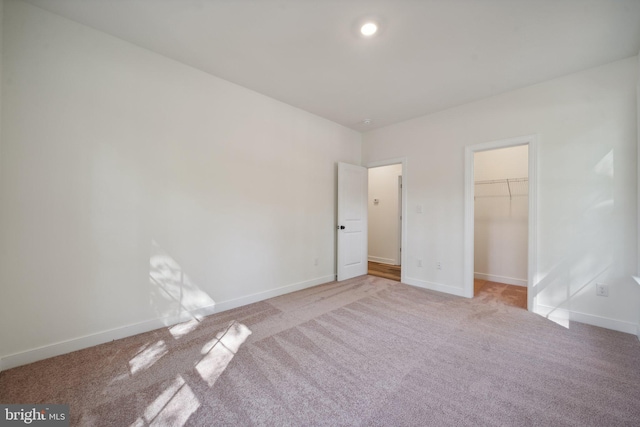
[474,177,528,199]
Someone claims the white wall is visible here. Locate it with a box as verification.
[474,146,528,286]
[368,164,402,265]
[474,145,528,181]
[363,56,639,333]
[0,0,361,368]
[0,0,3,370]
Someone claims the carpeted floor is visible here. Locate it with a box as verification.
[2,275,639,426]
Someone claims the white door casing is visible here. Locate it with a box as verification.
[337,162,368,281]
[397,175,402,266]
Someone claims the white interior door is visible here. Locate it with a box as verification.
[337,162,368,281]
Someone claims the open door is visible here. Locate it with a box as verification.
[337,162,368,281]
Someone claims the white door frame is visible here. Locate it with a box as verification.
[367,157,408,283]
[397,175,403,266]
[463,136,538,311]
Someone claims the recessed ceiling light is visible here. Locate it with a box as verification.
[363,119,372,125]
[360,22,378,36]
[352,15,384,39]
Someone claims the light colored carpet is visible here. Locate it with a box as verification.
[1,275,639,426]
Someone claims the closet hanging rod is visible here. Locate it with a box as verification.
[474,177,528,185]
[474,177,528,200]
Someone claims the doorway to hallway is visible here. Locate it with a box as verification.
[368,261,401,281]
[367,164,403,282]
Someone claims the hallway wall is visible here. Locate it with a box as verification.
[368,164,402,265]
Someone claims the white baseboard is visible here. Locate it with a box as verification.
[403,276,466,297]
[212,275,335,312]
[0,275,335,372]
[368,256,397,265]
[633,277,640,341]
[0,308,213,372]
[535,304,638,335]
[474,272,527,287]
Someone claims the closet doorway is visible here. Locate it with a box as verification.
[367,163,403,282]
[473,145,528,308]
[464,135,538,311]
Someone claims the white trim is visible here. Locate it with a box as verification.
[633,276,640,341]
[366,157,408,284]
[635,53,639,340]
[528,138,539,312]
[0,275,334,371]
[398,175,403,266]
[0,309,212,372]
[464,135,538,311]
[404,276,466,297]
[474,272,527,287]
[368,256,397,265]
[213,275,335,313]
[536,304,638,335]
[367,157,407,169]
[637,60,640,276]
[0,0,3,374]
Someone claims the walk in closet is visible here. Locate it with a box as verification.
[474,146,529,287]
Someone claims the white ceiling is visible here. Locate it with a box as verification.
[23,0,640,131]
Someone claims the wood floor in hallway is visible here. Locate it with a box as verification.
[368,261,401,282]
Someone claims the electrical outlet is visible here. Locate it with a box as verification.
[417,259,423,267]
[436,261,442,270]
[596,283,609,297]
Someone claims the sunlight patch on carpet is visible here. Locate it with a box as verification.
[129,340,168,374]
[130,375,200,427]
[170,319,200,339]
[196,321,251,387]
